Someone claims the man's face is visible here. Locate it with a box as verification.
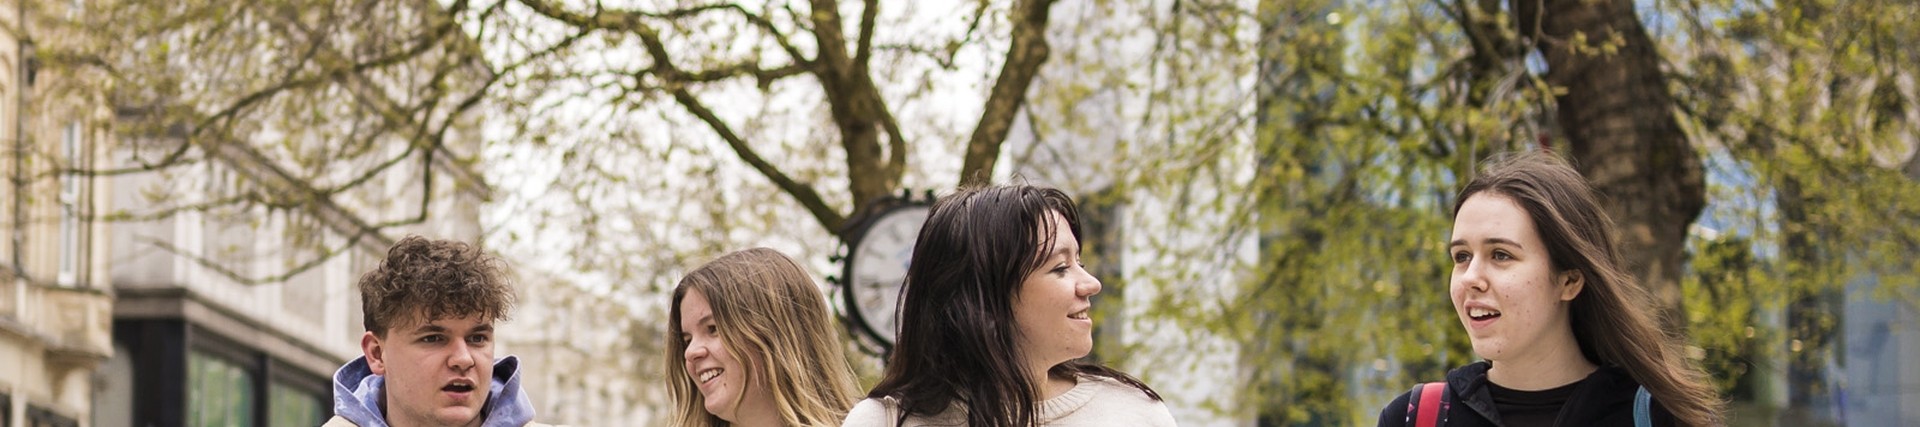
[362,313,495,427]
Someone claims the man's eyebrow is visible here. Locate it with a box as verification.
[408,323,495,335]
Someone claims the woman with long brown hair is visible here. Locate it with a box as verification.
[668,248,862,427]
[1377,151,1721,426]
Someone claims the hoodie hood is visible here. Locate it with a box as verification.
[332,355,536,427]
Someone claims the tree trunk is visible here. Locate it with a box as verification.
[960,0,1056,186]
[1515,0,1706,329]
[1775,176,1842,414]
[807,0,900,214]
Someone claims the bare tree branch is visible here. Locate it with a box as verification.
[669,89,846,231]
[136,227,376,286]
[86,193,263,223]
[626,18,847,231]
[721,4,810,64]
[678,63,808,84]
[961,0,1058,185]
[871,0,990,70]
[514,0,812,88]
[520,0,872,233]
[856,0,879,68]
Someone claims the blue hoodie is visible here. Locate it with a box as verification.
[331,355,537,427]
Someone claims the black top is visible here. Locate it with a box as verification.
[1375,361,1676,427]
[1488,379,1578,427]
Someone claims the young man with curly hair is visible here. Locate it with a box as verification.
[327,235,554,427]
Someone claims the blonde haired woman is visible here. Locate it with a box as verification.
[668,248,862,427]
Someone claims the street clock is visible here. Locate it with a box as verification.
[838,193,932,353]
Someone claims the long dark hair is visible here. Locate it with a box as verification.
[866,184,1160,427]
[1455,151,1720,426]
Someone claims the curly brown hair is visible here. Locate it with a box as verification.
[358,235,517,337]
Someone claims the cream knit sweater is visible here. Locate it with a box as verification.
[841,375,1178,426]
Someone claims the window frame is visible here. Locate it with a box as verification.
[56,120,84,287]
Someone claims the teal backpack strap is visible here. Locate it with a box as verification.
[1633,386,1652,427]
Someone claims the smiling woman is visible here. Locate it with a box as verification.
[843,184,1176,427]
[667,248,862,427]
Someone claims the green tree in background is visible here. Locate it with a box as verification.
[1665,0,1920,422]
[37,0,1920,424]
[1068,0,1919,424]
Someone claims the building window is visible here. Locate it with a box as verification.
[267,381,326,427]
[57,121,83,287]
[26,406,77,427]
[188,350,256,427]
[203,166,254,281]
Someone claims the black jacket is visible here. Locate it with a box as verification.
[1376,361,1676,427]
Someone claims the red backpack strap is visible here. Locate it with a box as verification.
[1408,382,1447,427]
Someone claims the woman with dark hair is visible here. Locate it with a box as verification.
[842,184,1176,427]
[1377,151,1722,426]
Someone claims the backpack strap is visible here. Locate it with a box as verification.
[1407,382,1447,427]
[1633,386,1652,427]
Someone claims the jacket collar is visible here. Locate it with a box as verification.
[1445,360,1640,427]
[330,355,537,427]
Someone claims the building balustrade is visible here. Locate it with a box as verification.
[1,278,114,364]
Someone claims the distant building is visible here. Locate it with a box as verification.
[97,95,493,426]
[5,0,677,425]
[502,271,667,424]
[0,0,117,425]
[89,0,494,423]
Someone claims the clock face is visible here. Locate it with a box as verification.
[847,205,930,345]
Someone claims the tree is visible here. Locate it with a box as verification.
[38,0,495,284]
[1049,0,1918,423]
[436,1,1087,303]
[1510,0,1707,330]
[489,0,1056,232]
[1661,0,1920,420]
[1014,0,1518,421]
[45,0,1920,423]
